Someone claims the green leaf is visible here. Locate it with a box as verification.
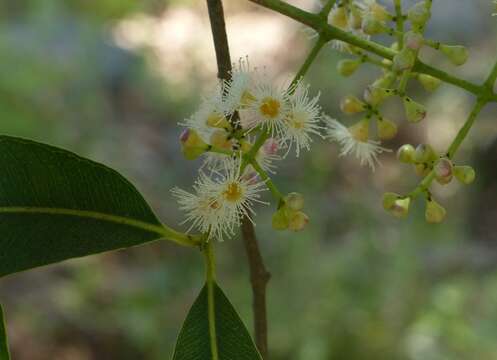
[173,283,262,360]
[0,305,10,360]
[0,135,198,277]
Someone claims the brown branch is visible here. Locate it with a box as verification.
[205,0,271,358]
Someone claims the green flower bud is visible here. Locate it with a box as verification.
[340,95,366,114]
[414,163,431,177]
[407,1,431,27]
[439,45,469,66]
[377,118,398,140]
[330,6,348,29]
[364,86,395,106]
[337,59,361,77]
[454,165,476,185]
[348,6,363,29]
[348,118,370,142]
[425,199,446,224]
[393,48,417,72]
[210,129,232,150]
[372,72,396,88]
[368,2,391,22]
[414,143,437,163]
[404,31,424,50]
[397,144,416,163]
[272,208,289,230]
[180,129,208,160]
[288,211,309,232]
[384,195,411,219]
[403,96,427,123]
[418,74,442,92]
[434,158,453,185]
[285,192,305,211]
[361,14,386,35]
[206,112,231,129]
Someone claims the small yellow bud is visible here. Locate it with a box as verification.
[288,211,309,232]
[210,130,232,150]
[454,165,476,185]
[434,158,453,185]
[337,59,361,77]
[206,113,230,129]
[384,195,411,219]
[240,140,252,153]
[415,163,431,177]
[414,144,437,163]
[330,6,348,29]
[348,7,363,29]
[369,2,391,22]
[285,192,305,211]
[340,95,366,114]
[361,14,386,35]
[180,129,208,160]
[397,144,416,163]
[348,119,370,142]
[364,86,395,106]
[417,74,442,92]
[377,118,398,140]
[403,96,427,123]
[425,200,446,224]
[393,48,417,72]
[404,31,424,51]
[407,1,431,27]
[439,45,469,66]
[372,72,396,88]
[272,208,289,230]
[382,192,399,211]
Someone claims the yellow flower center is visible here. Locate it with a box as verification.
[241,91,256,107]
[223,182,244,202]
[289,112,306,129]
[259,97,280,119]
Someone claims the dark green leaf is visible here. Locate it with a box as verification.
[173,283,262,360]
[0,135,195,277]
[0,305,10,360]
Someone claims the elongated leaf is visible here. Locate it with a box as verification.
[173,283,262,360]
[0,305,10,360]
[0,135,189,277]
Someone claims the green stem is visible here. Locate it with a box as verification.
[393,0,404,48]
[318,0,337,18]
[250,159,284,203]
[204,240,219,360]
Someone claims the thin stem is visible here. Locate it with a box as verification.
[204,241,219,360]
[250,158,284,203]
[206,0,232,81]
[319,0,337,19]
[393,0,404,48]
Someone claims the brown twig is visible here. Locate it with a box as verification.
[205,0,271,358]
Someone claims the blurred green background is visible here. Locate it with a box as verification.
[1,0,497,359]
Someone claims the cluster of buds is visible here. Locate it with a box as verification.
[272,192,309,232]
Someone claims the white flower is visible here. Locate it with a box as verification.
[244,77,291,138]
[223,57,254,115]
[324,116,390,170]
[172,158,267,241]
[283,82,323,157]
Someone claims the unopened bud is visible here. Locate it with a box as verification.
[263,138,279,155]
[330,6,348,29]
[288,211,309,232]
[393,48,417,72]
[425,199,446,224]
[372,72,396,88]
[272,208,289,230]
[348,119,370,142]
[377,118,398,140]
[368,2,391,22]
[397,144,416,163]
[415,163,431,177]
[240,140,252,153]
[348,7,363,29]
[337,59,361,77]
[418,74,441,92]
[340,95,366,114]
[407,1,431,27]
[210,129,232,150]
[206,112,230,129]
[180,129,208,160]
[404,31,424,51]
[384,194,411,219]
[454,165,476,185]
[403,96,427,123]
[434,158,453,185]
[364,86,395,106]
[439,45,469,66]
[414,143,437,163]
[361,14,386,35]
[285,192,305,211]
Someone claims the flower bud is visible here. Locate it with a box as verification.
[180,129,208,160]
[348,119,370,142]
[240,140,252,153]
[418,74,441,92]
[348,7,363,29]
[206,112,230,129]
[337,59,361,77]
[403,96,427,123]
[454,165,476,185]
[361,14,386,35]
[404,31,424,51]
[425,199,446,224]
[414,143,437,163]
[340,95,366,114]
[263,138,279,155]
[288,211,309,232]
[393,48,417,72]
[397,144,416,163]
[210,129,232,150]
[272,208,289,230]
[364,86,395,106]
[377,118,398,140]
[407,1,431,27]
[439,45,469,66]
[284,192,305,211]
[415,163,431,177]
[330,6,348,29]
[434,158,453,185]
[372,72,396,88]
[368,2,391,22]
[383,194,411,219]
